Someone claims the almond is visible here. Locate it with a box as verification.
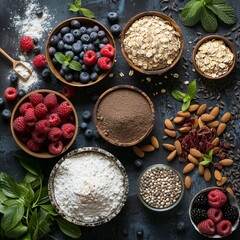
[141,145,155,152]
[219,159,233,167]
[211,137,220,146]
[217,123,226,136]
[184,176,191,189]
[174,140,182,155]
[226,187,234,196]
[167,150,177,161]
[190,148,202,158]
[188,154,199,165]
[188,104,199,112]
[177,111,191,118]
[214,169,222,181]
[216,176,228,186]
[162,143,176,151]
[164,129,176,138]
[178,126,191,134]
[183,163,195,174]
[204,168,211,182]
[164,118,174,130]
[198,117,205,128]
[198,164,204,175]
[173,116,185,124]
[197,104,207,116]
[221,112,231,123]
[200,113,215,122]
[207,121,219,128]
[192,116,199,129]
[210,106,220,118]
[133,146,145,158]
[212,147,220,155]
[150,136,159,149]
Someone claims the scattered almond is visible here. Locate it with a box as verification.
[178,126,191,134]
[198,117,205,128]
[216,176,228,186]
[210,106,220,118]
[167,150,177,161]
[184,176,191,189]
[177,111,190,118]
[183,163,195,174]
[217,123,226,136]
[188,154,199,165]
[133,146,145,158]
[207,121,219,128]
[214,169,222,181]
[190,148,202,158]
[164,129,176,138]
[212,147,220,155]
[188,104,199,112]
[201,113,215,122]
[150,136,159,149]
[226,186,234,196]
[204,168,211,181]
[174,140,182,155]
[197,104,207,115]
[219,159,233,167]
[173,116,185,124]
[192,116,199,129]
[211,137,220,146]
[162,143,176,151]
[221,112,231,123]
[164,118,174,130]
[141,145,155,152]
[198,164,204,175]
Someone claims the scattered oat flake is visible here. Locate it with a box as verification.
[119,72,125,77]
[173,73,179,78]
[146,77,151,82]
[129,70,134,76]
[109,73,114,78]
[161,89,166,93]
[184,81,189,85]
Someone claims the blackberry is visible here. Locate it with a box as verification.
[191,208,208,225]
[223,204,239,224]
[192,193,209,209]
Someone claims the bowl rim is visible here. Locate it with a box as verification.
[93,84,155,147]
[10,89,78,159]
[45,17,116,87]
[192,35,237,80]
[48,147,129,226]
[189,186,240,238]
[137,164,184,212]
[120,11,184,75]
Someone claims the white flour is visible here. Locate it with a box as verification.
[53,151,126,223]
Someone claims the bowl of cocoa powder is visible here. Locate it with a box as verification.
[94,85,155,147]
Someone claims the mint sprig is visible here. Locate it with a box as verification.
[68,0,95,18]
[200,150,214,166]
[171,79,197,112]
[180,0,236,32]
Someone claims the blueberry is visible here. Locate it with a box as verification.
[92,63,101,74]
[82,110,91,121]
[64,73,73,82]
[95,52,102,58]
[86,43,95,51]
[65,51,74,59]
[63,33,75,44]
[34,46,41,54]
[99,43,106,49]
[110,24,122,36]
[62,64,70,73]
[48,46,56,56]
[93,38,101,47]
[79,72,90,83]
[32,37,39,45]
[81,34,91,44]
[107,12,119,23]
[64,44,72,50]
[57,32,63,40]
[79,51,85,59]
[98,30,106,39]
[71,20,81,28]
[57,40,64,50]
[2,109,11,120]
[60,69,64,76]
[80,122,88,131]
[82,44,89,52]
[84,128,94,139]
[90,31,98,41]
[72,42,82,54]
[79,59,84,64]
[90,72,98,81]
[80,26,87,34]
[73,56,79,61]
[41,68,51,79]
[10,73,19,84]
[82,64,90,72]
[18,89,26,97]
[177,221,186,232]
[50,35,59,46]
[134,159,143,169]
[52,57,59,65]
[35,8,43,17]
[77,39,82,45]
[87,27,93,35]
[73,72,79,81]
[92,25,100,32]
[73,29,81,38]
[61,26,70,34]
[100,37,109,44]
[0,98,5,108]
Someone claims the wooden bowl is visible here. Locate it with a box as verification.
[94,85,155,147]
[192,35,236,80]
[10,89,78,158]
[46,17,116,87]
[120,11,184,75]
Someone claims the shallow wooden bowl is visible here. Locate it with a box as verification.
[10,89,78,158]
[46,17,116,87]
[192,35,237,80]
[120,11,184,75]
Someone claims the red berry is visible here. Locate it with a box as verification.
[19,102,33,115]
[35,119,50,134]
[57,101,73,117]
[97,57,112,70]
[27,139,42,152]
[83,50,97,65]
[48,113,61,127]
[207,208,223,223]
[4,87,18,101]
[100,44,115,58]
[208,189,227,208]
[48,127,62,142]
[32,130,46,144]
[34,103,48,119]
[48,140,63,155]
[13,116,26,132]
[29,92,44,106]
[197,219,215,236]
[33,54,47,67]
[61,123,75,139]
[44,93,58,109]
[20,36,34,52]
[216,220,232,236]
[24,108,37,127]
[61,85,76,99]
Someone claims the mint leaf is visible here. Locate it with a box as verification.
[201,7,218,32]
[200,150,214,166]
[187,79,197,99]
[68,3,80,12]
[80,8,95,18]
[171,90,187,101]
[65,54,72,62]
[182,100,191,111]
[75,0,81,8]
[5,222,28,239]
[68,60,82,71]
[54,52,65,64]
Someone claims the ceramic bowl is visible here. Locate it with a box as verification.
[120,11,184,75]
[137,164,184,212]
[48,147,129,226]
[94,85,155,147]
[46,17,116,87]
[10,89,78,158]
[192,35,236,80]
[189,187,240,238]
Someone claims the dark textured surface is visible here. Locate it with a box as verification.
[0,0,240,239]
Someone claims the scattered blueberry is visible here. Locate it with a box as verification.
[84,128,94,139]
[10,73,19,84]
[90,72,98,81]
[32,37,39,45]
[110,24,122,36]
[134,159,143,169]
[177,221,186,232]
[61,26,70,34]
[107,12,119,24]
[34,46,41,54]
[35,8,43,17]
[41,68,51,79]
[18,89,26,97]
[0,98,5,108]
[2,108,11,120]
[63,33,75,44]
[80,122,88,131]
[48,46,56,56]
[82,110,91,121]
[71,20,81,28]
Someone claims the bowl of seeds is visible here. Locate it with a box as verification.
[192,35,236,80]
[120,11,184,75]
[137,164,184,211]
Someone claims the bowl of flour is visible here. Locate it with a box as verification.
[48,147,129,226]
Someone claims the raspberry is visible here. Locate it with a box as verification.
[20,36,34,52]
[48,127,62,142]
[48,113,61,127]
[44,93,58,109]
[83,50,97,65]
[19,102,33,115]
[61,85,76,99]
[13,116,26,132]
[4,87,18,101]
[57,101,73,117]
[216,220,232,236]
[100,44,115,58]
[97,57,112,70]
[208,189,227,208]
[29,92,44,106]
[33,54,47,67]
[207,208,223,223]
[27,139,42,152]
[32,130,46,144]
[61,123,75,139]
[48,140,63,155]
[34,103,48,119]
[35,119,50,134]
[197,219,215,236]
[24,108,37,127]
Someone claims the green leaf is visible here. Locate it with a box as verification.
[38,220,51,238]
[80,8,95,18]
[54,52,65,65]
[201,7,218,32]
[182,100,191,112]
[24,184,35,207]
[68,60,82,71]
[29,209,38,239]
[33,187,49,206]
[0,204,6,214]
[200,150,214,165]
[171,90,187,101]
[3,199,22,206]
[65,54,72,62]
[68,3,80,12]
[24,172,41,189]
[5,222,28,239]
[75,0,82,8]
[55,217,82,239]
[187,79,197,99]
[200,160,211,165]
[40,204,58,216]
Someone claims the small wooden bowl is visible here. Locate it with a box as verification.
[94,85,155,147]
[120,11,184,75]
[192,35,236,80]
[46,17,116,87]
[10,89,78,158]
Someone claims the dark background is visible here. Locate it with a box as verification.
[0,0,240,239]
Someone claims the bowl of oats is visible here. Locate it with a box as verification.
[192,35,236,80]
[120,11,184,75]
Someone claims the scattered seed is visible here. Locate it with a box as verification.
[188,104,199,112]
[167,150,177,161]
[204,168,211,181]
[221,112,231,123]
[183,163,195,174]
[164,129,177,138]
[177,111,191,118]
[211,137,220,146]
[133,146,145,158]
[198,164,205,175]
[151,136,159,149]
[175,140,182,155]
[216,176,228,186]
[210,106,220,117]
[162,143,176,151]
[201,113,215,122]
[141,145,155,152]
[190,148,202,159]
[184,176,191,189]
[214,170,222,181]
[164,118,175,130]
[217,123,227,136]
[173,116,185,124]
[188,154,199,165]
[197,104,207,115]
[219,159,233,166]
[178,126,191,134]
